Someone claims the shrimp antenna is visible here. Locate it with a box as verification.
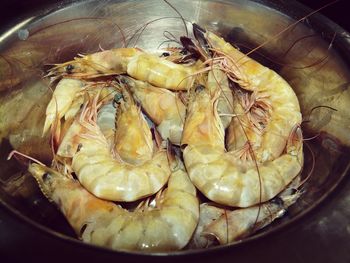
[302,105,337,124]
[298,142,315,188]
[163,0,188,37]
[7,150,45,166]
[245,0,339,57]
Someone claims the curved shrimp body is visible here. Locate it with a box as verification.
[43,78,84,135]
[125,77,186,145]
[190,189,301,247]
[59,100,170,202]
[114,87,153,165]
[28,157,199,252]
[53,82,118,156]
[181,86,303,207]
[206,31,302,162]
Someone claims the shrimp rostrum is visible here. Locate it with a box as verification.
[28,150,199,251]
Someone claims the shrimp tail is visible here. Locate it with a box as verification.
[166,139,177,169]
[180,23,211,60]
[180,36,201,60]
[192,23,211,56]
[286,124,303,155]
[152,128,164,150]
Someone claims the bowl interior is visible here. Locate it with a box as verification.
[0,0,350,255]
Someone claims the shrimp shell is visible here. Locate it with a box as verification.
[96,102,116,148]
[42,78,84,135]
[127,53,196,90]
[182,86,303,207]
[50,48,196,90]
[207,68,234,129]
[125,77,186,145]
[58,98,170,202]
[206,31,302,162]
[28,157,199,252]
[114,87,153,165]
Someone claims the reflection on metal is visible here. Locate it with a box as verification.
[0,17,34,43]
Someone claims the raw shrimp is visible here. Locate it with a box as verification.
[27,152,199,252]
[96,102,116,148]
[124,76,186,145]
[42,78,84,135]
[181,85,303,207]
[207,68,234,129]
[204,30,302,162]
[50,47,197,90]
[57,94,170,202]
[113,85,153,165]
[49,48,142,78]
[44,78,119,148]
[189,179,301,248]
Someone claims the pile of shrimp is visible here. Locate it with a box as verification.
[9,23,304,252]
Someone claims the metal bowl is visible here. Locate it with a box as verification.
[0,0,349,260]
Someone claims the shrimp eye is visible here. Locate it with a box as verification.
[290,188,297,195]
[42,172,51,182]
[65,64,74,73]
[114,93,124,104]
[77,143,83,153]
[161,52,170,57]
[271,196,284,206]
[80,224,88,236]
[195,84,205,93]
[180,48,188,55]
[120,77,128,84]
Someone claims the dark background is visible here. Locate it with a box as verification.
[0,1,349,32]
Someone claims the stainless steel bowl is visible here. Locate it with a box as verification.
[0,0,349,260]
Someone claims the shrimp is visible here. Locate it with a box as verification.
[50,47,197,90]
[42,78,84,136]
[181,84,303,207]
[189,179,301,248]
[113,85,153,165]
[27,152,199,252]
[57,93,170,202]
[207,68,234,129]
[49,48,142,78]
[123,76,186,145]
[44,78,119,148]
[96,102,116,148]
[204,30,302,162]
